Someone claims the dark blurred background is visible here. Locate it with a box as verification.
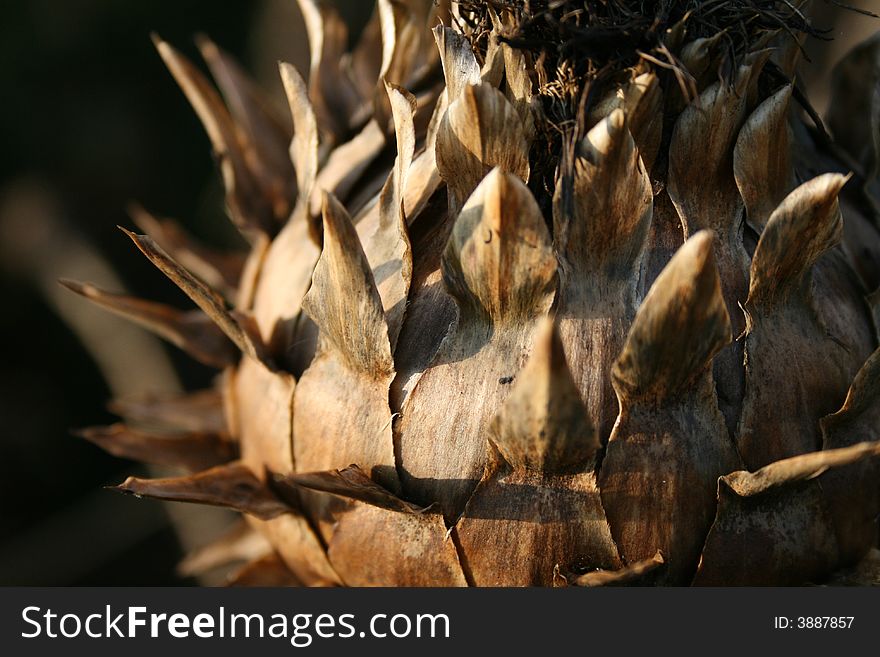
[0,1,875,585]
[0,0,362,586]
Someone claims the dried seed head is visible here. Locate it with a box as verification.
[68,1,880,587]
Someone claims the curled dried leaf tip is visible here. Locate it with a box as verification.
[613,231,731,404]
[442,168,556,324]
[302,192,394,378]
[112,462,292,521]
[747,173,848,307]
[436,82,530,214]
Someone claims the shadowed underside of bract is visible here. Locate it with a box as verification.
[67,0,880,586]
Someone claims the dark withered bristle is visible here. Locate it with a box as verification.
[456,1,866,121]
[454,1,873,221]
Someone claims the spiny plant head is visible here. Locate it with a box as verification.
[66,0,880,586]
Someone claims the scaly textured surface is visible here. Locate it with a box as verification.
[70,1,880,586]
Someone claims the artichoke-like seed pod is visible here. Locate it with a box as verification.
[68,2,880,586]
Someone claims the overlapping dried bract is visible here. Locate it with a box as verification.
[362,82,417,347]
[554,109,652,443]
[293,193,398,499]
[694,442,880,585]
[121,228,267,364]
[280,465,418,514]
[434,26,481,103]
[249,63,321,366]
[114,460,340,586]
[456,320,620,586]
[232,357,295,475]
[436,83,530,215]
[601,233,740,584]
[738,175,854,469]
[397,169,556,519]
[490,319,599,473]
[668,61,761,438]
[589,73,661,173]
[278,466,467,586]
[734,85,795,231]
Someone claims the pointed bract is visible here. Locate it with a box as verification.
[433,26,481,102]
[442,169,556,324]
[276,465,419,515]
[129,204,244,298]
[60,279,238,369]
[747,174,847,306]
[113,462,292,520]
[121,228,267,364]
[436,83,530,214]
[738,174,853,469]
[613,232,731,403]
[279,62,319,204]
[78,424,236,472]
[491,318,599,473]
[734,85,795,231]
[303,193,393,377]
